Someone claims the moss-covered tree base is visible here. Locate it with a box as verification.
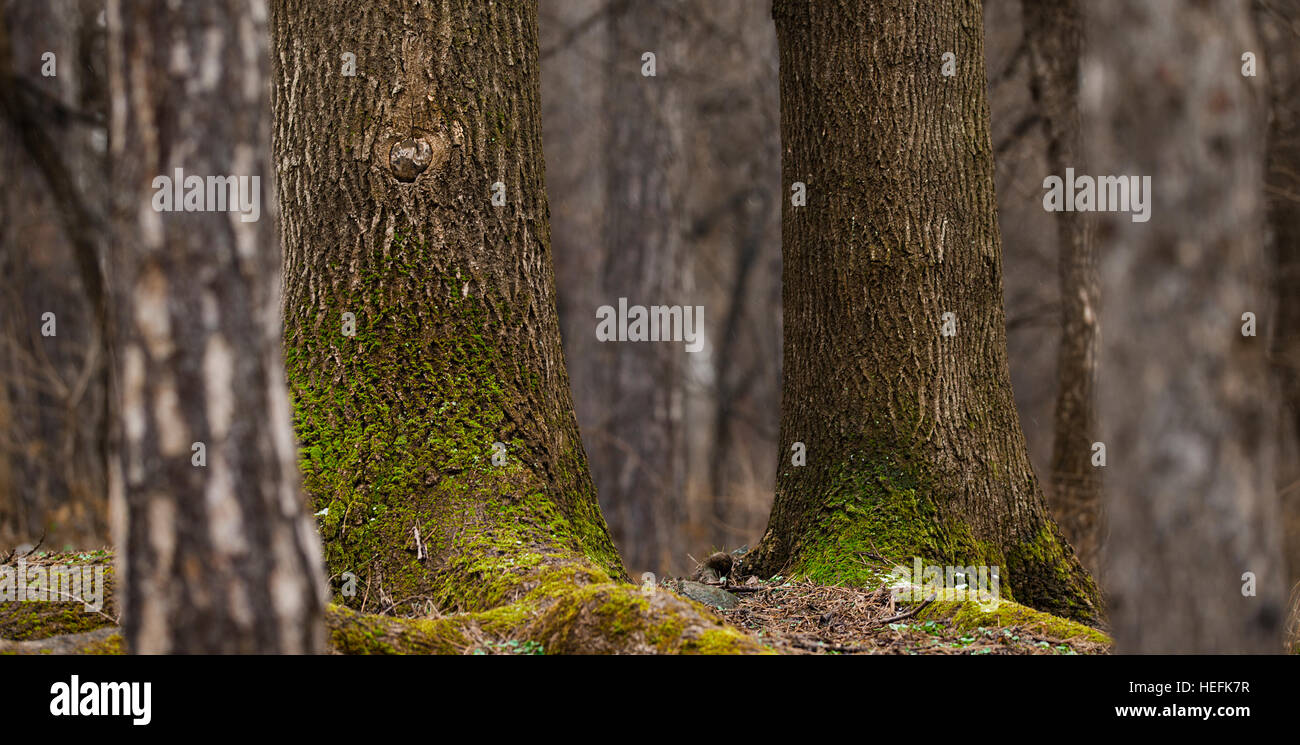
[0,627,123,655]
[326,577,765,655]
[746,452,1103,626]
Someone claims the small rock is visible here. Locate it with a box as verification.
[677,580,741,610]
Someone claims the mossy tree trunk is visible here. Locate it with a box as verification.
[1020,0,1102,577]
[268,0,760,653]
[271,0,626,611]
[106,0,327,652]
[744,0,1101,623]
[269,2,550,594]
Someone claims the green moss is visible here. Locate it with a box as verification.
[777,451,1008,592]
[682,627,771,655]
[0,602,115,641]
[916,598,1111,647]
[525,580,767,655]
[326,604,470,654]
[1000,524,1101,624]
[77,633,124,655]
[324,565,766,655]
[285,224,624,612]
[0,558,116,641]
[760,430,1101,624]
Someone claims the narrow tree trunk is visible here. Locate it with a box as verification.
[107,0,326,653]
[1256,0,1300,633]
[1020,0,1102,576]
[1089,0,1285,652]
[744,0,1101,623]
[0,0,110,549]
[597,1,689,575]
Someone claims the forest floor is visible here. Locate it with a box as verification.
[710,580,1109,655]
[1,550,1110,654]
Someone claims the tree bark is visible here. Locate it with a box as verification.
[269,0,629,605]
[744,0,1101,623]
[268,0,760,652]
[1020,0,1102,576]
[106,0,326,653]
[1089,0,1286,652]
[1255,0,1300,637]
[0,0,111,549]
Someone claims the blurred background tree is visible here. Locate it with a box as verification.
[0,0,109,551]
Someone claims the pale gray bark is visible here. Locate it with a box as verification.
[594,0,690,575]
[107,0,326,653]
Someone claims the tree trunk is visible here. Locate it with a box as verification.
[1255,0,1300,640]
[106,0,326,653]
[1020,0,1102,576]
[744,0,1101,623]
[268,0,760,653]
[595,0,689,575]
[1088,0,1285,652]
[0,0,110,549]
[271,0,626,608]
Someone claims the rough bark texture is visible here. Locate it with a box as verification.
[271,0,628,609]
[1088,0,1286,652]
[593,0,690,575]
[106,0,326,653]
[1256,0,1300,630]
[267,1,745,655]
[0,0,111,549]
[1020,0,1102,576]
[745,0,1101,624]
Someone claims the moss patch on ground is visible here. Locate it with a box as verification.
[0,550,116,642]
